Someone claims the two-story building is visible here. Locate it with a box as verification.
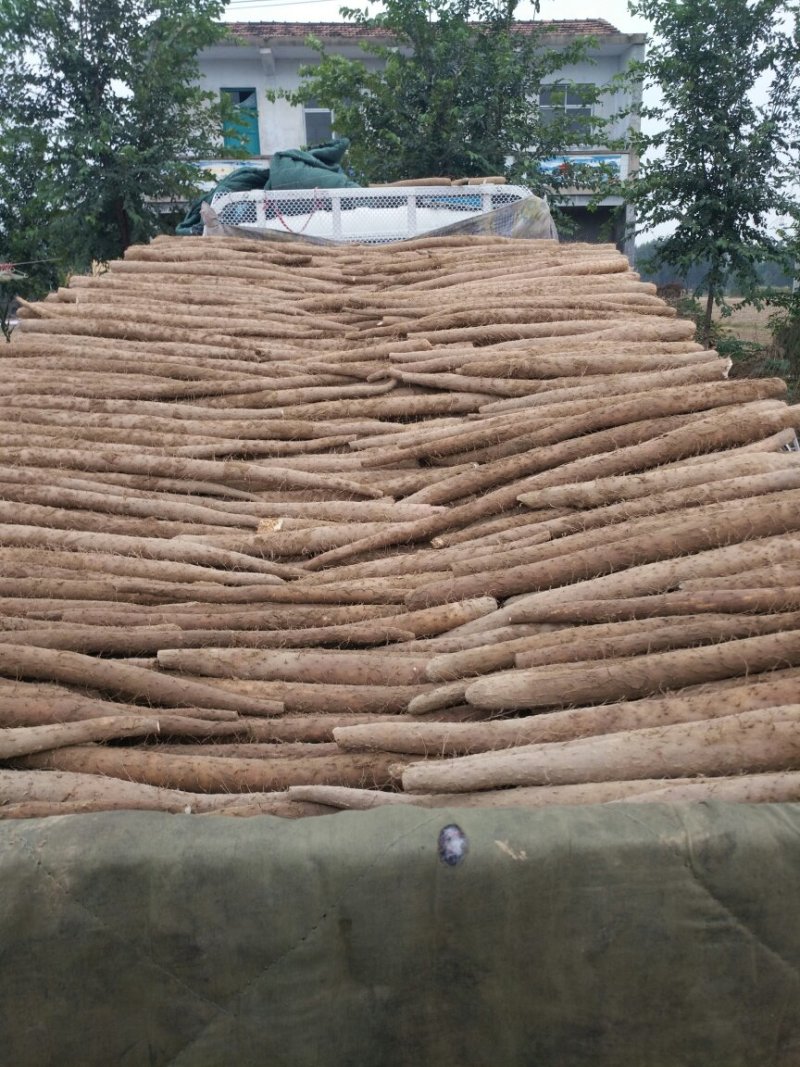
[196,19,645,249]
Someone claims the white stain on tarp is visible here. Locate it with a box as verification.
[495,840,528,861]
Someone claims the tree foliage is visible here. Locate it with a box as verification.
[0,125,62,337]
[0,0,229,278]
[272,0,620,199]
[623,0,800,345]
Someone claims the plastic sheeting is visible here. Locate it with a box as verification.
[1,803,799,1065]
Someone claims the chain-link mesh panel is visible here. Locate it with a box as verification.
[210,185,532,244]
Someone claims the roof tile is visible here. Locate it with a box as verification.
[224,19,624,43]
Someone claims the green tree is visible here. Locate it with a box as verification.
[271,0,620,201]
[762,224,800,390]
[622,0,800,346]
[0,0,229,274]
[0,125,62,338]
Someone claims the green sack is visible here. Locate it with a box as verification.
[267,137,361,191]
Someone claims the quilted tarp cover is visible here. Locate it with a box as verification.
[1,803,799,1066]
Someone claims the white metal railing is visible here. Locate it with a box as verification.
[209,184,532,244]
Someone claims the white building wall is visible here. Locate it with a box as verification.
[199,54,271,157]
[199,49,385,158]
[541,54,636,144]
[195,28,644,250]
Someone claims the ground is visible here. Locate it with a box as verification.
[713,299,774,346]
[659,291,799,401]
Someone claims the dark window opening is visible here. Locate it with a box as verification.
[539,84,594,141]
[304,100,333,146]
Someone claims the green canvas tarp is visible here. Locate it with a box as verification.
[1,803,799,1065]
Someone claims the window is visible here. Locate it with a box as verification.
[221,87,260,156]
[539,84,594,141]
[304,99,333,146]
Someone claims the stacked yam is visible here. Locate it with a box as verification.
[1,232,799,819]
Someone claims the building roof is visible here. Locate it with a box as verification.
[225,19,625,43]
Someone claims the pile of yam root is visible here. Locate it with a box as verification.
[1,232,799,820]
